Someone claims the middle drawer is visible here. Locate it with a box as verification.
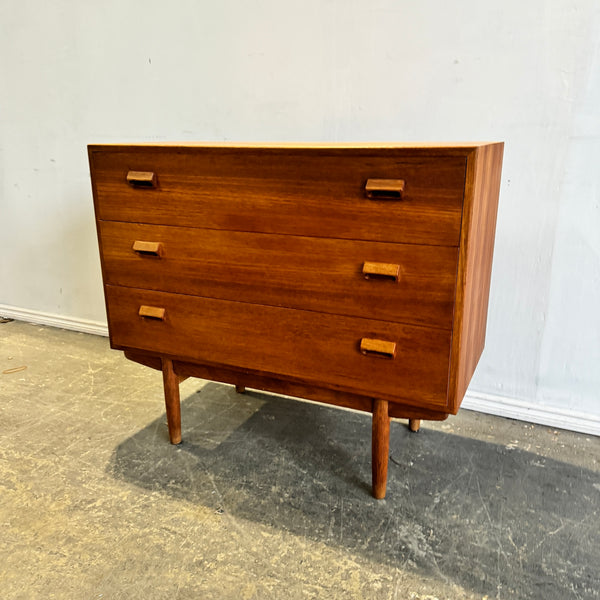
[99,221,458,328]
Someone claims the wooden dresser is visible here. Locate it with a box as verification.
[88,142,503,499]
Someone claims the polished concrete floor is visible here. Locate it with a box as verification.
[1,319,599,599]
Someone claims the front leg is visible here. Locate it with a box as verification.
[372,398,391,499]
[161,358,182,444]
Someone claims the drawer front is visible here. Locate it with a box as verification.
[105,285,452,410]
[90,148,466,246]
[99,221,458,328]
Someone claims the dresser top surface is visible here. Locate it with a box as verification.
[89,141,502,153]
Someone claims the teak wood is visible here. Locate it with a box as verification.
[105,284,452,407]
[92,148,466,246]
[89,142,503,499]
[364,178,406,200]
[372,399,391,499]
[99,220,458,327]
[132,239,162,256]
[126,170,156,188]
[362,261,401,282]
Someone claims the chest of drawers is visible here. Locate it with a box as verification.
[89,142,503,499]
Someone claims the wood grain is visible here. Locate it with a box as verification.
[126,170,156,188]
[365,178,405,200]
[88,142,503,498]
[90,147,466,246]
[361,261,400,281]
[138,305,166,320]
[121,347,454,421]
[359,338,397,358]
[448,143,504,413]
[161,357,182,444]
[372,398,391,499]
[132,240,162,256]
[99,221,458,328]
[105,284,452,410]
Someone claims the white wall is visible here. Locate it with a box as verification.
[1,1,599,430]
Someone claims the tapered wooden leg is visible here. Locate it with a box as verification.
[409,418,421,432]
[372,398,391,500]
[235,385,246,394]
[162,358,182,444]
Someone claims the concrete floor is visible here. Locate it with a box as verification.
[1,320,599,599]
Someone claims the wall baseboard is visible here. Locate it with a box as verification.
[0,304,109,337]
[463,391,600,436]
[2,304,598,436]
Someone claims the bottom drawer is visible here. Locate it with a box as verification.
[106,285,452,410]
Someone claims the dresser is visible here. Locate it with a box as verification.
[88,142,503,499]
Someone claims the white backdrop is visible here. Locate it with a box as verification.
[1,1,599,430]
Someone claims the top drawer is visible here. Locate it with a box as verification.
[89,147,466,246]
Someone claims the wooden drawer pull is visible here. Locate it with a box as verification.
[138,305,166,320]
[127,171,157,188]
[365,179,405,200]
[132,240,163,257]
[360,338,397,359]
[362,261,400,282]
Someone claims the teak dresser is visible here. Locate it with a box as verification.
[89,142,503,499]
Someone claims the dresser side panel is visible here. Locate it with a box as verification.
[448,143,504,412]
